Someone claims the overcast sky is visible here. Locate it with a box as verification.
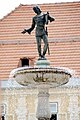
[0,0,79,19]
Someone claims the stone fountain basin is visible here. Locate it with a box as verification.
[9,66,71,88]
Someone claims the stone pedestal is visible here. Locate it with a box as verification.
[36,59,50,67]
[36,88,50,120]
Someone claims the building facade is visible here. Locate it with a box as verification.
[1,78,80,120]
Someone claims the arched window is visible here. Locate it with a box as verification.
[1,104,6,120]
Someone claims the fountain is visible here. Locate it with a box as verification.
[9,5,72,120]
[9,59,71,120]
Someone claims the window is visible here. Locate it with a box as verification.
[21,58,29,66]
[1,104,6,120]
[50,102,58,120]
[18,57,29,67]
[1,104,6,115]
[18,57,35,67]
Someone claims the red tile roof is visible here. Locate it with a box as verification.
[0,2,80,80]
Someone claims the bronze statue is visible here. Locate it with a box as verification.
[22,6,55,59]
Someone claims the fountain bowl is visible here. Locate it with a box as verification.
[9,66,71,88]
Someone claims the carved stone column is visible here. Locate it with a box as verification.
[68,94,79,120]
[36,88,50,120]
[15,96,27,120]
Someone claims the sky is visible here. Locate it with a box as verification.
[0,0,79,19]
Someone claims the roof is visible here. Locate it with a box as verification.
[0,2,80,80]
[0,2,80,41]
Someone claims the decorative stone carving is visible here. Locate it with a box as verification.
[15,96,27,120]
[36,88,50,120]
[68,94,79,120]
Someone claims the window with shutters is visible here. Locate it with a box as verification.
[50,102,58,120]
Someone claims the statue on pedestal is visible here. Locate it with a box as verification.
[22,5,55,60]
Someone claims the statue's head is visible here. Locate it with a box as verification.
[33,6,41,15]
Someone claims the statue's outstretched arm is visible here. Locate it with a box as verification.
[22,18,35,34]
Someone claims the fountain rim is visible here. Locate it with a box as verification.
[10,66,72,78]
